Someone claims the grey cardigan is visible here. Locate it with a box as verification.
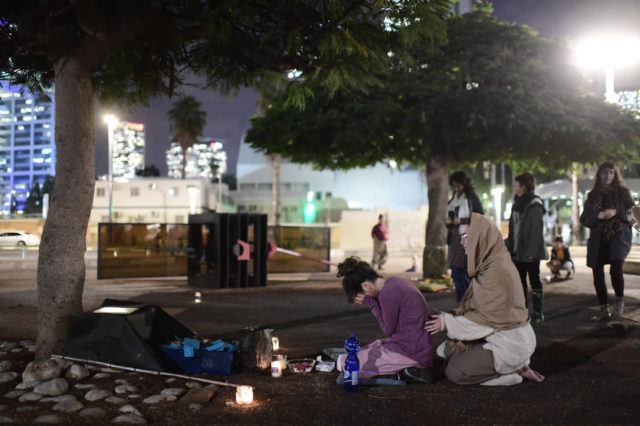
[506,195,548,262]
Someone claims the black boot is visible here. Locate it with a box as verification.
[532,290,544,324]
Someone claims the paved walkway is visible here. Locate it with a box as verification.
[1,251,640,423]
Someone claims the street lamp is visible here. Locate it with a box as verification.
[103,114,119,222]
[574,33,640,103]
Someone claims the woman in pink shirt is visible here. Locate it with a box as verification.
[337,257,434,384]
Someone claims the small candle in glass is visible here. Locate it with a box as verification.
[236,386,253,404]
[194,292,202,303]
[272,336,279,351]
[271,360,282,378]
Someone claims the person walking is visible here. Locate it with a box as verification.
[371,214,388,270]
[446,171,484,301]
[506,172,547,324]
[580,161,634,321]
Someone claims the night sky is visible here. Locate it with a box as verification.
[93,0,640,177]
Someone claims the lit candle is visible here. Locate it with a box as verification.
[236,386,253,404]
[194,292,202,303]
[271,360,282,378]
[272,336,279,351]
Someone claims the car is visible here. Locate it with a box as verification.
[0,230,41,247]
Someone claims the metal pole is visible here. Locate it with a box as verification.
[107,121,114,223]
[604,65,618,103]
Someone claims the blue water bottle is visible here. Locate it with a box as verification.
[343,334,360,392]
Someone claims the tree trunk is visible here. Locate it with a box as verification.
[422,153,449,278]
[571,163,582,244]
[36,57,95,360]
[181,146,187,179]
[271,154,281,226]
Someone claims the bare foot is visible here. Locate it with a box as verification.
[518,366,545,382]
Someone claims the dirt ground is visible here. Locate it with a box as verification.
[2,254,640,424]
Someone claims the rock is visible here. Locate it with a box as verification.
[115,384,138,394]
[34,378,68,396]
[93,372,112,379]
[0,351,7,357]
[16,406,39,412]
[79,407,107,418]
[52,358,72,369]
[188,403,202,412]
[22,359,62,382]
[165,377,176,384]
[119,404,142,416]
[74,383,97,390]
[112,414,147,424]
[105,396,127,405]
[27,346,36,353]
[115,379,130,385]
[0,416,13,423]
[101,367,122,373]
[19,340,34,346]
[41,394,78,403]
[52,399,84,413]
[128,394,141,399]
[18,392,43,402]
[16,381,40,390]
[0,372,19,384]
[143,394,176,404]
[179,387,216,404]
[0,342,17,349]
[0,360,12,372]
[4,390,25,398]
[161,387,185,397]
[32,414,61,423]
[10,348,22,353]
[65,364,90,380]
[0,404,8,411]
[85,388,112,401]
[185,381,202,389]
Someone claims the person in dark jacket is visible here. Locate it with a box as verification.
[506,172,547,324]
[580,161,634,321]
[546,236,575,279]
[446,171,484,302]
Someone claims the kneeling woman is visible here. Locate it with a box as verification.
[426,213,544,386]
[337,257,433,382]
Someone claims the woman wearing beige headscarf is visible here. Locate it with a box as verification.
[425,213,545,386]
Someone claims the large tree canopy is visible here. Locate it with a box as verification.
[246,6,640,276]
[0,0,452,359]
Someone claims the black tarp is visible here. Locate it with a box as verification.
[64,299,195,372]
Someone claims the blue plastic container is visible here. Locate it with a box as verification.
[161,345,237,375]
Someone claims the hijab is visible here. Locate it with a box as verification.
[453,213,529,330]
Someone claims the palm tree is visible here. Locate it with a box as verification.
[168,96,207,179]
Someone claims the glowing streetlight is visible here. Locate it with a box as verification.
[103,114,119,222]
[573,33,640,103]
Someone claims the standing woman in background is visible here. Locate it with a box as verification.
[506,172,547,324]
[580,161,634,321]
[446,171,484,302]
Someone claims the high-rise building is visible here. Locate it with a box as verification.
[112,121,145,178]
[0,81,56,214]
[166,139,227,179]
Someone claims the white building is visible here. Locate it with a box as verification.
[90,177,233,225]
[112,121,145,178]
[166,139,227,179]
[232,138,428,224]
[0,81,56,214]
